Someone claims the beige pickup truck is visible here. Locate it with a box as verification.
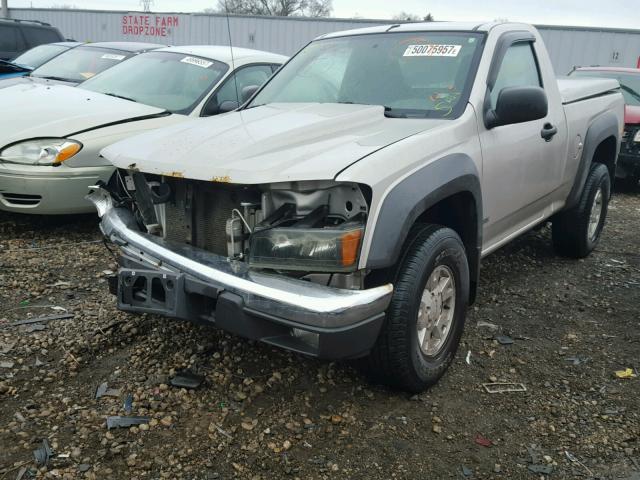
[90,22,624,392]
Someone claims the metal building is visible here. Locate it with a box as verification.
[7,7,640,75]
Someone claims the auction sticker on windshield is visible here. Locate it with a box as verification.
[403,44,461,57]
[180,56,214,68]
[101,53,126,61]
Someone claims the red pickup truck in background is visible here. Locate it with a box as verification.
[570,67,640,187]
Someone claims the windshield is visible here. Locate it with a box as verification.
[12,44,70,69]
[249,32,484,118]
[31,46,133,83]
[80,51,229,114]
[571,70,640,106]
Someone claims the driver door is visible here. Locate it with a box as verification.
[480,40,565,251]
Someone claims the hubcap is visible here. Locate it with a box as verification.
[588,187,603,241]
[416,265,456,356]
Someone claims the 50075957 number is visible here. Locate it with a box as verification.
[403,44,462,57]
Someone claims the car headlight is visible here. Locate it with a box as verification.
[0,138,82,166]
[634,129,640,143]
[248,226,363,272]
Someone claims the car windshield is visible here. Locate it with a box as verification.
[249,32,483,118]
[571,70,640,106]
[80,51,229,114]
[12,44,70,69]
[31,46,134,83]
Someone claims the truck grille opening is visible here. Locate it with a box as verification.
[162,178,260,257]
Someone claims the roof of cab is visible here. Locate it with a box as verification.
[80,41,166,52]
[154,45,288,65]
[316,21,529,40]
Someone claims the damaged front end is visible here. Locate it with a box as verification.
[88,170,392,359]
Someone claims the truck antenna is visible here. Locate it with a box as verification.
[224,1,240,106]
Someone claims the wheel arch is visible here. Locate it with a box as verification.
[565,111,620,209]
[365,153,482,303]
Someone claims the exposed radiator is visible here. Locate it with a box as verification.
[162,179,259,257]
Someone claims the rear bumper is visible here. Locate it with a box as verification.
[89,188,393,359]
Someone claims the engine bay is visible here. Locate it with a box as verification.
[111,170,371,287]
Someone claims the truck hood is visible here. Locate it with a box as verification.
[102,103,443,184]
[625,105,640,124]
[0,82,167,146]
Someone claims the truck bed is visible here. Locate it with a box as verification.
[557,77,620,104]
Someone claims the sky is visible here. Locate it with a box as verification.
[6,0,639,29]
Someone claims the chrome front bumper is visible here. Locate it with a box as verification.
[88,188,393,333]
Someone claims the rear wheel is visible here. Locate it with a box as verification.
[362,224,469,393]
[552,163,610,258]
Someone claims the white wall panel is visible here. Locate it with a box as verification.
[8,9,640,74]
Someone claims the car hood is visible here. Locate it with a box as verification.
[0,75,78,90]
[0,82,167,146]
[103,103,445,184]
[625,105,640,124]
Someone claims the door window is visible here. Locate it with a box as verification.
[490,42,541,108]
[0,26,21,53]
[22,26,62,46]
[202,64,274,116]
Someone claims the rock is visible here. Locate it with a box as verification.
[241,419,257,431]
[160,416,173,427]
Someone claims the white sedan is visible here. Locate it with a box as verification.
[0,45,286,214]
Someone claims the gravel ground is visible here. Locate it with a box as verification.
[0,187,638,480]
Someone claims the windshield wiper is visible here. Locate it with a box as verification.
[620,84,640,103]
[104,92,137,102]
[383,106,408,118]
[33,75,73,82]
[336,102,409,117]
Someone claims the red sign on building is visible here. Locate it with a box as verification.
[122,15,179,37]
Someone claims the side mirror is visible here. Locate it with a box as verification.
[241,85,259,103]
[219,100,240,113]
[485,86,548,129]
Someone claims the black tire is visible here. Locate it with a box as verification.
[552,163,610,258]
[362,224,469,393]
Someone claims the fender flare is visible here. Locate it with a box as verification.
[365,153,482,285]
[564,111,619,209]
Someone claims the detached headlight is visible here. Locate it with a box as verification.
[248,226,363,272]
[634,129,640,143]
[0,138,82,166]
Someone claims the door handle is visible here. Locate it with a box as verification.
[541,123,558,142]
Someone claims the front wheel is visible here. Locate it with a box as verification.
[362,224,469,393]
[552,163,610,258]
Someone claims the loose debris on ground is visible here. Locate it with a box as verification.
[0,188,639,479]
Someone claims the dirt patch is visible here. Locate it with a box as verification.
[1,190,639,479]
